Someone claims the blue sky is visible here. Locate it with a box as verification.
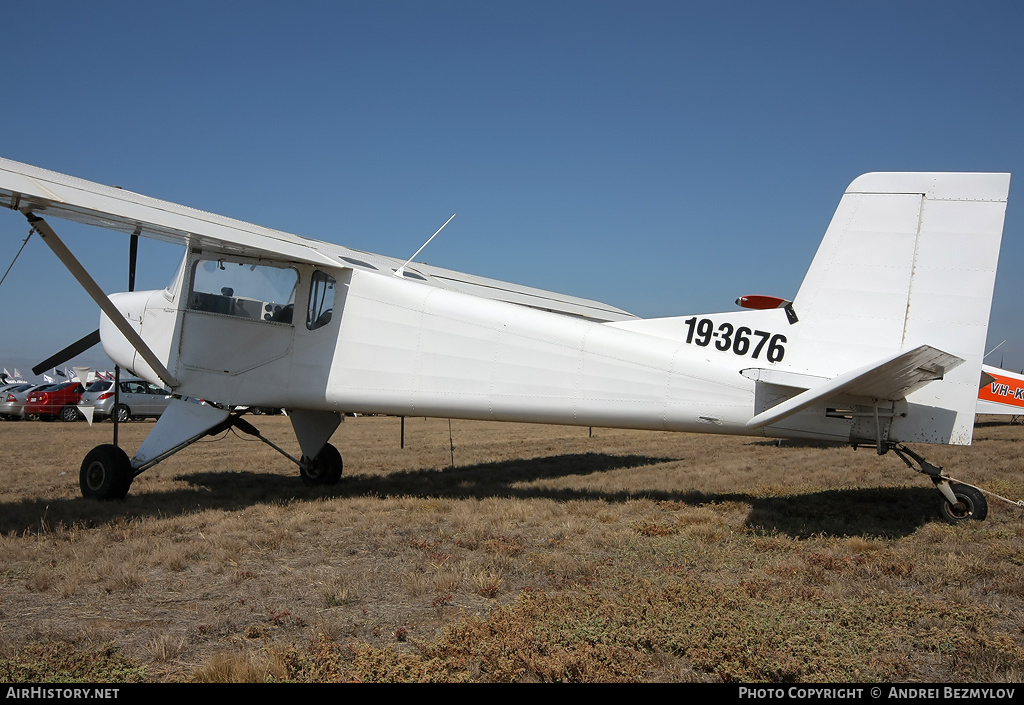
[1,1,1022,377]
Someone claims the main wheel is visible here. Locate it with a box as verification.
[80,444,133,500]
[939,482,988,524]
[60,405,81,422]
[300,443,343,486]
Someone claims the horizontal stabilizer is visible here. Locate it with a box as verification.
[746,345,963,429]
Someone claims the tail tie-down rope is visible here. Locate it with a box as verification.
[945,476,1024,510]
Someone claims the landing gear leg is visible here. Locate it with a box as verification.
[76,400,345,499]
[890,444,988,524]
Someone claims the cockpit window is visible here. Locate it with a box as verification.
[340,256,378,270]
[307,270,336,330]
[188,259,298,323]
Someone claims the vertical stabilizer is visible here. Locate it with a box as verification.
[785,172,1010,444]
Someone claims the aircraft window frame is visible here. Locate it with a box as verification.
[187,257,298,324]
[163,249,189,302]
[307,270,336,331]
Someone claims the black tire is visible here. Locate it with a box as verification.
[60,406,80,422]
[114,404,131,423]
[80,444,133,500]
[939,482,988,524]
[300,443,343,486]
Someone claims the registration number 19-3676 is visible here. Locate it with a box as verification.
[682,317,786,362]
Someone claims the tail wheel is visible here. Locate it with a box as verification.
[300,443,343,486]
[939,482,988,524]
[80,444,133,500]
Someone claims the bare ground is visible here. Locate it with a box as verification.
[1,415,1022,682]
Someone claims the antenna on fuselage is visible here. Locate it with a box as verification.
[394,213,456,278]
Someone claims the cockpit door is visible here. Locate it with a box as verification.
[179,257,297,375]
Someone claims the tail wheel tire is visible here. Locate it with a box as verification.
[80,444,133,500]
[939,482,988,524]
[300,443,343,486]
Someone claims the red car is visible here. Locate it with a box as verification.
[24,381,85,421]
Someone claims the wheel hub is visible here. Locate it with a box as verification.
[84,462,105,490]
[949,499,970,518]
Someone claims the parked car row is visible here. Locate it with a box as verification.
[0,378,174,421]
[0,382,39,420]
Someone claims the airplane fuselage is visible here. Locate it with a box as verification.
[101,249,903,448]
[103,254,764,433]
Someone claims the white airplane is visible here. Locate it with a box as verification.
[978,365,1024,418]
[0,158,1011,524]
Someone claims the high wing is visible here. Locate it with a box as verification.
[0,158,336,266]
[0,157,636,323]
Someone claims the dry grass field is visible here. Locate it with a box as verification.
[1,413,1022,683]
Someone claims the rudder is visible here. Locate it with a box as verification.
[784,172,1010,444]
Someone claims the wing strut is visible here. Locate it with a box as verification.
[24,212,179,388]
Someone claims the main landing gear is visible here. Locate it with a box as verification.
[80,444,133,500]
[889,444,988,524]
[78,403,344,499]
[299,442,343,486]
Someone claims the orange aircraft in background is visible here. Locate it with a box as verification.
[978,365,1024,418]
